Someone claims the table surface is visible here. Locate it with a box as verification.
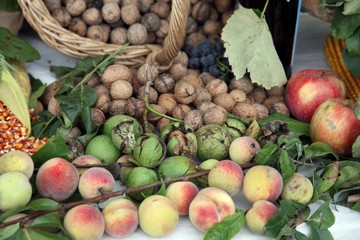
[18,12,360,240]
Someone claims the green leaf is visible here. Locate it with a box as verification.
[0,1,19,11]
[345,28,360,56]
[343,0,360,15]
[222,8,287,89]
[26,198,60,211]
[28,76,47,109]
[31,213,64,231]
[27,229,68,240]
[352,135,360,158]
[31,131,69,167]
[278,149,296,180]
[0,28,40,62]
[310,225,334,240]
[80,106,97,134]
[50,66,73,78]
[0,223,20,240]
[330,165,360,193]
[343,48,360,78]
[0,206,29,222]
[320,0,345,8]
[258,113,310,137]
[333,186,360,203]
[308,201,335,230]
[352,201,360,212]
[0,56,31,133]
[30,111,62,138]
[204,209,245,240]
[330,7,360,38]
[295,230,311,240]
[304,142,339,161]
[316,162,339,193]
[255,143,278,165]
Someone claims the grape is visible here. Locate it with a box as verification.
[209,65,220,77]
[206,54,216,66]
[200,56,209,68]
[188,57,200,69]
[188,46,200,58]
[214,41,225,55]
[199,41,212,56]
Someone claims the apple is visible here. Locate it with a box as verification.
[285,69,346,122]
[310,98,360,156]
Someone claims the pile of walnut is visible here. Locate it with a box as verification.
[45,0,236,45]
[41,51,289,133]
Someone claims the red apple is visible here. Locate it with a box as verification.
[310,98,360,156]
[285,69,346,122]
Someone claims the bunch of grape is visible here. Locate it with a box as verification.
[183,39,233,82]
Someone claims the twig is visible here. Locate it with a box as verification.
[348,193,360,203]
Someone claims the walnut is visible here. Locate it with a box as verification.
[197,101,216,116]
[253,103,269,119]
[172,104,192,120]
[230,75,254,94]
[202,20,223,36]
[231,102,258,121]
[101,2,121,24]
[221,10,234,25]
[145,32,157,43]
[82,7,102,25]
[91,108,106,126]
[126,97,145,119]
[141,12,161,32]
[193,87,211,108]
[127,23,147,45]
[173,51,189,67]
[186,17,198,34]
[269,102,290,116]
[110,80,133,100]
[198,72,216,85]
[139,0,154,13]
[263,96,285,110]
[249,86,267,104]
[168,63,187,81]
[66,0,86,16]
[213,93,236,112]
[157,93,177,114]
[229,89,247,103]
[184,110,203,131]
[137,86,158,103]
[155,19,169,38]
[121,4,141,25]
[266,85,285,96]
[187,69,200,77]
[48,97,61,116]
[157,117,171,131]
[191,1,211,23]
[214,0,233,13]
[110,27,128,44]
[101,64,133,87]
[150,1,170,19]
[86,24,110,43]
[154,73,175,93]
[44,0,61,12]
[109,99,127,116]
[173,81,197,104]
[69,17,87,37]
[94,84,110,97]
[205,79,228,97]
[52,8,72,27]
[137,64,159,85]
[185,32,206,46]
[209,8,219,21]
[203,106,227,125]
[181,74,203,88]
[147,104,167,122]
[94,94,111,113]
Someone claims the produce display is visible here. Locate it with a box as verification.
[1,0,360,240]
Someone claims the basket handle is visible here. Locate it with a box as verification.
[150,0,190,69]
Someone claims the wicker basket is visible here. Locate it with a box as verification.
[18,0,190,69]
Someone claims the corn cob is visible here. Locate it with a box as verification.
[324,35,360,101]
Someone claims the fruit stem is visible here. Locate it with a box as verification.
[261,0,270,19]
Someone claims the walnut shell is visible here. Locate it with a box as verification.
[197,101,216,116]
[229,89,247,103]
[147,104,167,122]
[181,74,203,88]
[253,103,269,119]
[126,97,145,119]
[137,86,158,103]
[110,27,128,44]
[52,8,71,27]
[137,64,159,85]
[121,4,141,25]
[184,110,203,131]
[213,93,236,112]
[229,76,254,94]
[91,108,106,126]
[141,12,161,32]
[198,72,216,85]
[263,96,285,110]
[154,73,175,93]
[191,1,211,23]
[94,94,111,113]
[150,1,170,19]
[173,81,197,104]
[127,23,147,45]
[101,64,132,87]
[155,19,169,38]
[231,102,258,121]
[193,87,212,108]
[109,99,127,116]
[66,0,86,16]
[110,80,133,100]
[172,104,192,120]
[69,17,87,37]
[266,85,285,96]
[202,19,223,36]
[249,86,267,104]
[168,63,187,82]
[82,7,102,25]
[205,79,228,97]
[269,102,290,117]
[157,93,177,114]
[94,84,110,97]
[203,105,227,125]
[157,117,172,131]
[86,24,110,43]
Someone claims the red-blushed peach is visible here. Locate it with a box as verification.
[36,157,79,201]
[165,181,199,215]
[245,200,278,235]
[63,204,105,240]
[189,187,235,232]
[0,150,34,179]
[242,165,283,204]
[208,160,244,196]
[72,155,102,175]
[229,136,261,165]
[281,172,314,205]
[78,167,116,199]
[138,195,179,237]
[102,198,138,238]
[117,154,134,183]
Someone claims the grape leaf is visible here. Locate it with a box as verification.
[221,8,287,90]
[343,0,360,15]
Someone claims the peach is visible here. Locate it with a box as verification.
[78,167,115,199]
[229,136,261,165]
[189,187,235,232]
[245,200,278,235]
[165,181,199,215]
[0,172,32,211]
[197,159,219,187]
[117,154,134,183]
[63,204,105,240]
[102,198,139,238]
[242,165,283,204]
[281,172,314,205]
[208,160,244,196]
[138,195,179,237]
[0,150,34,179]
[72,155,102,175]
[36,157,79,201]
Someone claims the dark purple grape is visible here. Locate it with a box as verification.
[189,46,200,57]
[200,56,209,68]
[209,65,220,77]
[206,54,216,66]
[188,57,200,69]
[199,41,212,56]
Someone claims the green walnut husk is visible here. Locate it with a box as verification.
[157,156,198,181]
[111,116,143,154]
[222,118,247,141]
[160,122,198,158]
[126,167,159,202]
[132,134,166,168]
[195,124,232,161]
[257,120,290,147]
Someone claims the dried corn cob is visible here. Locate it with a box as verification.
[324,35,360,101]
